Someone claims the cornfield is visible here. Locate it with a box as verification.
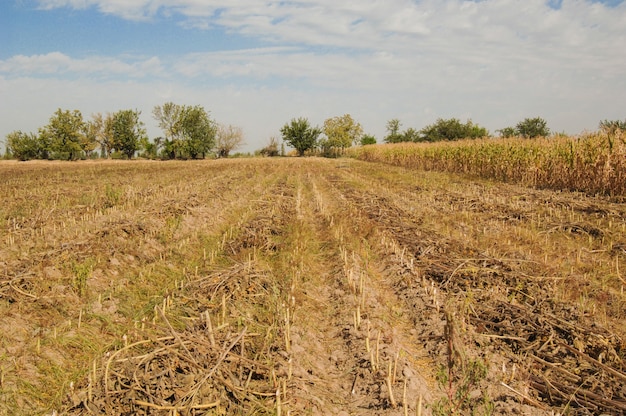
[348,131,626,197]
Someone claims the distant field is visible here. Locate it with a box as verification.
[1,158,625,415]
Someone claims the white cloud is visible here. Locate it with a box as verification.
[35,0,163,20]
[0,52,164,78]
[28,0,626,82]
[31,1,626,51]
[2,0,625,153]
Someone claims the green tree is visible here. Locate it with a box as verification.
[152,102,182,158]
[161,139,177,160]
[402,127,420,142]
[91,113,115,158]
[418,118,488,142]
[496,126,517,138]
[111,109,146,159]
[515,117,550,138]
[152,103,215,159]
[468,122,489,138]
[318,137,332,157]
[384,119,404,143]
[80,119,99,158]
[178,105,215,159]
[280,117,321,156]
[322,114,364,155]
[152,102,181,141]
[215,124,244,158]
[139,136,160,159]
[599,119,626,135]
[42,108,85,160]
[139,136,164,159]
[5,131,41,161]
[36,128,51,159]
[360,134,377,146]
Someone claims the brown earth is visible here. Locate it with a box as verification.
[0,158,625,415]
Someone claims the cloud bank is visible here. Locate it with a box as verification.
[1,0,625,151]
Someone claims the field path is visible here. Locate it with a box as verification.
[278,163,435,414]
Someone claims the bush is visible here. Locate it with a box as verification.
[498,117,550,138]
[418,118,489,142]
[5,131,42,161]
[259,137,281,157]
[360,135,377,146]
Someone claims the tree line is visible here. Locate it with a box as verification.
[3,103,244,161]
[280,114,367,157]
[279,116,553,156]
[381,117,626,144]
[278,115,625,157]
[382,117,551,143]
[4,106,625,160]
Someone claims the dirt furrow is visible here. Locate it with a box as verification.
[318,160,625,415]
[273,161,433,415]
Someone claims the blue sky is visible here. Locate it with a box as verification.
[1,0,625,152]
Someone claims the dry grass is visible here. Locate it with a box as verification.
[1,158,625,415]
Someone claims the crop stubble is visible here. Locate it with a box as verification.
[0,158,625,415]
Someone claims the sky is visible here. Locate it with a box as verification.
[1,0,625,153]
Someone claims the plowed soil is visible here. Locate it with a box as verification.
[1,158,625,415]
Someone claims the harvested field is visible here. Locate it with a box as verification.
[1,158,625,415]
